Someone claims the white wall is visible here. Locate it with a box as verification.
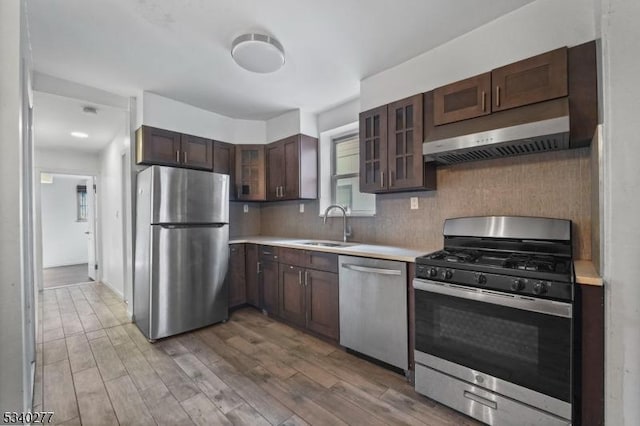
[600,0,640,424]
[0,0,32,412]
[34,148,100,291]
[360,0,596,110]
[40,175,90,268]
[98,121,129,298]
[317,98,360,133]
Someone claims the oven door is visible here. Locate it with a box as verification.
[413,278,572,416]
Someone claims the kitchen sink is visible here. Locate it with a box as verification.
[298,241,351,248]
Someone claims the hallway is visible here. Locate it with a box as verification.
[34,283,477,425]
[42,264,92,289]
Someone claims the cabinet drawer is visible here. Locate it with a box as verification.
[259,245,279,262]
[279,247,304,267]
[305,251,338,273]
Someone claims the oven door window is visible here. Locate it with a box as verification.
[415,290,571,402]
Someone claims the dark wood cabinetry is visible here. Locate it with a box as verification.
[305,269,339,340]
[279,264,306,327]
[260,259,279,314]
[245,244,260,307]
[228,244,246,308]
[180,134,213,170]
[359,105,388,193]
[491,47,568,112]
[136,126,183,167]
[213,141,235,199]
[266,134,318,201]
[360,96,435,194]
[433,73,491,125]
[235,145,266,201]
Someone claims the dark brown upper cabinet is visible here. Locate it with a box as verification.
[360,96,435,194]
[136,126,183,167]
[266,134,318,201]
[492,47,568,112]
[359,105,388,193]
[181,134,213,170]
[136,125,213,171]
[235,145,266,201]
[213,141,236,199]
[433,73,491,125]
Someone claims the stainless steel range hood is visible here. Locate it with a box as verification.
[423,115,570,165]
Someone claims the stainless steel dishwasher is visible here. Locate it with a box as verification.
[338,255,408,371]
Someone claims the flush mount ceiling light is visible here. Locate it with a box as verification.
[231,33,285,73]
[71,131,89,138]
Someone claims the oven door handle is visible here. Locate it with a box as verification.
[413,279,572,318]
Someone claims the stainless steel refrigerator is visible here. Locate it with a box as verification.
[134,166,229,341]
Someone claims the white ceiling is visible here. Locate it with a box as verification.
[33,92,126,152]
[27,0,534,120]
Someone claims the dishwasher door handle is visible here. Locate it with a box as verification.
[341,263,402,276]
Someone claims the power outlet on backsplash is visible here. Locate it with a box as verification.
[410,197,419,210]
[243,204,249,213]
[299,203,305,213]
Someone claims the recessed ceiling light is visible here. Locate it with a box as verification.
[231,33,285,73]
[71,131,89,138]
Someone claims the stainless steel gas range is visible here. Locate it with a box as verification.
[413,216,575,426]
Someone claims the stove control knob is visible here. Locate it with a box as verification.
[441,270,452,280]
[428,268,438,278]
[511,279,525,291]
[533,281,548,295]
[476,274,487,285]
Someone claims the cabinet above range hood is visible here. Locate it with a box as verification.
[422,41,597,165]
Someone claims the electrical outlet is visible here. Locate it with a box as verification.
[243,204,249,213]
[410,197,419,210]
[299,203,305,213]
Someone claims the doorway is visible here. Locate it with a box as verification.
[40,172,99,288]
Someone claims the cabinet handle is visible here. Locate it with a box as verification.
[280,186,284,198]
[257,262,261,274]
[298,270,302,285]
[380,171,385,188]
[176,151,180,163]
[183,151,187,163]
[481,90,486,112]
[496,86,501,107]
[304,270,309,287]
[390,171,394,187]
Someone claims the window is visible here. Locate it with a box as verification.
[77,185,88,222]
[331,133,375,215]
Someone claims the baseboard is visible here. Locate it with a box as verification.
[99,280,124,300]
[43,262,89,269]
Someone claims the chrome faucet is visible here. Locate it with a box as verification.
[323,204,352,242]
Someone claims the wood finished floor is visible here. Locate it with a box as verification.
[43,264,92,288]
[35,282,480,425]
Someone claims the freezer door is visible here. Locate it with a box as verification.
[149,224,229,339]
[148,166,229,224]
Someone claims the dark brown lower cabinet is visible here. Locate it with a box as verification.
[245,244,259,307]
[305,269,339,340]
[228,244,246,308]
[279,264,306,327]
[260,259,279,315]
[577,284,604,426]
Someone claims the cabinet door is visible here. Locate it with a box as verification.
[260,260,279,315]
[433,73,491,125]
[387,94,424,190]
[305,269,339,340]
[235,145,266,201]
[213,141,235,199]
[359,106,388,193]
[279,264,306,327]
[229,244,246,308]
[245,244,259,307]
[281,136,300,200]
[181,134,213,170]
[265,142,283,200]
[136,126,182,166]
[492,47,568,112]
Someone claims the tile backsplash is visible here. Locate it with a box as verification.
[231,147,592,259]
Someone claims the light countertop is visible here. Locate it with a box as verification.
[230,237,604,285]
[228,236,428,263]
